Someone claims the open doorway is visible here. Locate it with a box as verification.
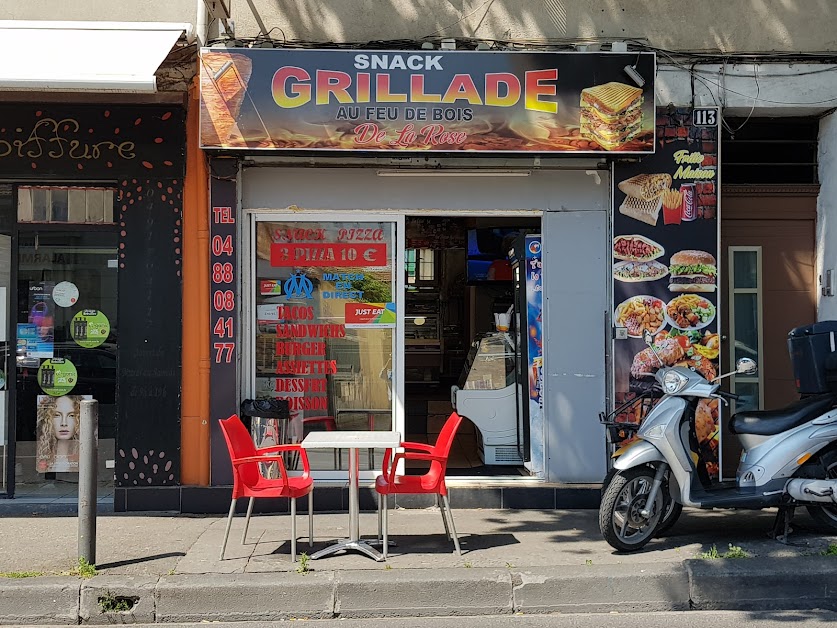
[403,215,541,477]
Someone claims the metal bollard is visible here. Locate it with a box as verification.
[78,399,98,565]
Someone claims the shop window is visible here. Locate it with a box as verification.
[721,117,818,185]
[252,219,396,472]
[728,246,764,413]
[17,187,115,224]
[405,248,436,287]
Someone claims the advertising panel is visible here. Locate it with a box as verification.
[200,49,655,153]
[524,236,544,473]
[612,107,721,477]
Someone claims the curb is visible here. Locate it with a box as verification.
[0,558,835,624]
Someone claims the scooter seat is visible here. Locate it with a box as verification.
[728,393,836,436]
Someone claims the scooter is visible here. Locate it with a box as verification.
[599,331,837,552]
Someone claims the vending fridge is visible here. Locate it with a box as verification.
[509,235,543,471]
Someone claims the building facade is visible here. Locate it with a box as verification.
[0,1,834,511]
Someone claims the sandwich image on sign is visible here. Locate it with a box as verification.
[617,173,672,226]
[668,250,717,293]
[580,82,644,150]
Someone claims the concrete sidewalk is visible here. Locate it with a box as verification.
[0,504,836,623]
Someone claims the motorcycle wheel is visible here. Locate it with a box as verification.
[602,468,682,536]
[599,466,665,552]
[806,448,837,532]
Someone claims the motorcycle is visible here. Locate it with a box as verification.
[599,330,837,552]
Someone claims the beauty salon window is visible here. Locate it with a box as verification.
[17,187,115,224]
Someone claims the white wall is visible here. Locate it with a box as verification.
[242,167,608,213]
[817,112,837,321]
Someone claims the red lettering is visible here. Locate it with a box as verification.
[353,123,387,145]
[419,124,467,146]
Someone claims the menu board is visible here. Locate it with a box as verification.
[612,107,721,478]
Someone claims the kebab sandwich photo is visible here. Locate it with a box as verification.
[616,173,672,226]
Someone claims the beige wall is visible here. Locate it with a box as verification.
[228,0,836,52]
[3,0,835,53]
[0,0,196,23]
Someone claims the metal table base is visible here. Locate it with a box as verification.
[300,432,401,562]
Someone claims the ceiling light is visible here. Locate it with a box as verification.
[376,169,531,177]
[623,64,645,87]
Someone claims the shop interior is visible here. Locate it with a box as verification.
[402,216,540,476]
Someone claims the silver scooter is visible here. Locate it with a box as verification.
[600,331,837,552]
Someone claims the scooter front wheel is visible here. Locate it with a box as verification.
[602,468,682,536]
[599,466,665,552]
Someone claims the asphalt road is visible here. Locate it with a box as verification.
[51,611,837,628]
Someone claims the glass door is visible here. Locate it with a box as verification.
[247,214,404,477]
[15,230,118,493]
[728,246,764,413]
[0,233,10,494]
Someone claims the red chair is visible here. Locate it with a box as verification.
[219,415,314,561]
[375,412,464,558]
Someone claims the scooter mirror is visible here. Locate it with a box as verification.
[736,357,757,375]
[643,329,653,346]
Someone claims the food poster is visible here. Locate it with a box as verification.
[525,236,544,474]
[200,48,655,153]
[612,107,721,478]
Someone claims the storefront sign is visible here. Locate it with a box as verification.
[612,107,721,477]
[200,49,655,153]
[271,242,388,267]
[0,105,184,178]
[345,302,396,328]
[209,163,240,485]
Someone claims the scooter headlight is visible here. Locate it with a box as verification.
[662,370,689,394]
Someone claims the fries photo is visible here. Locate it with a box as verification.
[662,188,682,209]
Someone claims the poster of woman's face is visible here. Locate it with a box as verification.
[36,394,92,473]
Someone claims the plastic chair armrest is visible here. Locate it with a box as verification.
[233,455,290,488]
[386,451,446,484]
[399,442,435,453]
[254,445,311,476]
[256,444,303,454]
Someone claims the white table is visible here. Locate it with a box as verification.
[301,430,401,561]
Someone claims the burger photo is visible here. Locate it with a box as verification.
[668,250,716,293]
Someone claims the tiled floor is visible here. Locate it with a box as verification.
[404,394,526,476]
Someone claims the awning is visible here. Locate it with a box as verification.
[0,21,194,93]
